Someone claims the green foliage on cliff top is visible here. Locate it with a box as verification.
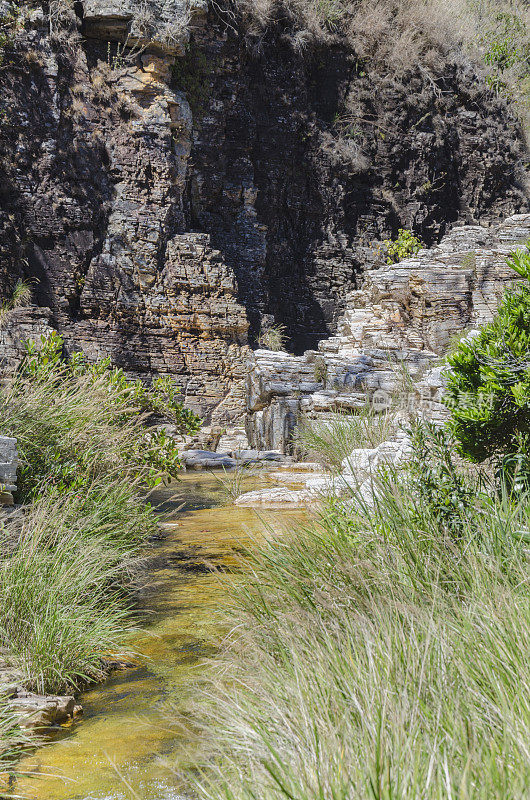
[232,0,530,130]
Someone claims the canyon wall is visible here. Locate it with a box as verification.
[0,0,528,425]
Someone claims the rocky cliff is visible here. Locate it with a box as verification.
[0,0,528,425]
[247,213,530,451]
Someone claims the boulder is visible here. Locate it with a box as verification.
[10,692,76,728]
[180,450,236,470]
[342,437,413,476]
[342,448,378,474]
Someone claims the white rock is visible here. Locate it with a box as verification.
[234,488,315,507]
[341,448,378,474]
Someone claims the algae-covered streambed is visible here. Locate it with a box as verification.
[16,473,303,800]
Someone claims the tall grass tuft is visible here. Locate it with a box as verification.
[0,330,193,696]
[0,478,155,694]
[182,455,530,799]
[295,407,396,469]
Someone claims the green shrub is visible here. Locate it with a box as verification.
[21,331,201,434]
[482,11,529,97]
[444,242,530,487]
[0,2,18,68]
[406,421,481,536]
[0,329,188,705]
[383,228,424,264]
[0,331,201,499]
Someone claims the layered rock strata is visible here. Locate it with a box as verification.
[247,214,530,451]
[0,1,528,429]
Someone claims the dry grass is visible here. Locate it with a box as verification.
[295,407,397,469]
[232,0,529,89]
[223,0,530,140]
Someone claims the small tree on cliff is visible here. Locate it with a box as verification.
[444,241,530,486]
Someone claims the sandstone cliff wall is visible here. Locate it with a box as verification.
[0,1,528,425]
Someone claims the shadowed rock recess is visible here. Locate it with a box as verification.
[0,0,528,426]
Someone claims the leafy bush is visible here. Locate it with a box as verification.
[0,329,193,711]
[21,331,201,433]
[406,421,480,536]
[383,227,424,264]
[444,242,530,486]
[1,331,201,499]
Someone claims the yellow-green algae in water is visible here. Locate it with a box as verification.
[16,473,306,800]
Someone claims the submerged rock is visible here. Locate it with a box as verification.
[233,450,285,463]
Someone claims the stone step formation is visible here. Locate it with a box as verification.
[246,213,530,453]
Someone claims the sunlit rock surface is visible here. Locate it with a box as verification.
[247,214,530,451]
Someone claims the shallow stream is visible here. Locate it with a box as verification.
[16,473,301,800]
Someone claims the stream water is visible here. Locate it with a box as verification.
[15,473,302,800]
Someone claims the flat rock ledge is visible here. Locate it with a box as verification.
[234,488,316,507]
[0,663,81,730]
[9,692,81,729]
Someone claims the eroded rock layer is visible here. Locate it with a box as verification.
[247,214,530,451]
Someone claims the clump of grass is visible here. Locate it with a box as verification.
[0,477,155,694]
[295,406,396,469]
[213,464,259,502]
[182,451,530,799]
[0,279,31,329]
[257,324,288,352]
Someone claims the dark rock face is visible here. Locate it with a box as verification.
[187,25,528,352]
[0,3,527,422]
